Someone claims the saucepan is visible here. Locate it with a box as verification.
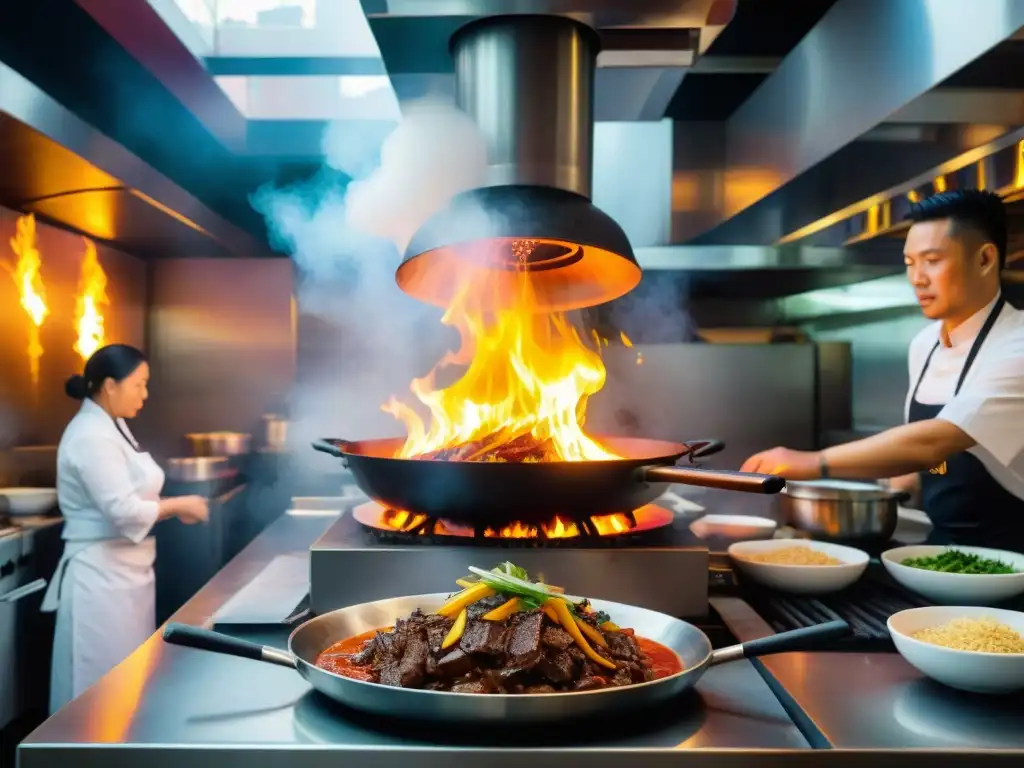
[781,479,912,541]
[163,593,848,723]
[311,436,785,526]
[186,432,252,457]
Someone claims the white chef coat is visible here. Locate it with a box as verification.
[43,397,165,713]
[904,294,1024,501]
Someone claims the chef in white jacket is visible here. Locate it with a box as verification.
[43,344,209,713]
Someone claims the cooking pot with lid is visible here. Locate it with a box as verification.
[186,432,251,457]
[781,479,911,541]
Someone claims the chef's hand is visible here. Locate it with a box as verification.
[175,495,210,525]
[741,447,822,480]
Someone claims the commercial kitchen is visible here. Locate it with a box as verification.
[2,0,1024,765]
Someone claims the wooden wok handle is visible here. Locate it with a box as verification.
[642,465,785,494]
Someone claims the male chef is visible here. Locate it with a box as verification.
[742,189,1024,548]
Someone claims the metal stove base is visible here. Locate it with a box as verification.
[310,511,709,617]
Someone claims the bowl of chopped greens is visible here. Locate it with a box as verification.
[882,546,1024,605]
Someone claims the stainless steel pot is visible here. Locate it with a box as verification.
[163,593,848,723]
[166,457,235,483]
[186,432,251,457]
[262,414,289,451]
[780,479,911,541]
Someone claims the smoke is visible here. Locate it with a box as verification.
[250,99,490,448]
[606,274,696,344]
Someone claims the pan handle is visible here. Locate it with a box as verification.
[162,622,297,669]
[312,439,347,458]
[710,620,851,665]
[681,439,725,462]
[641,465,785,494]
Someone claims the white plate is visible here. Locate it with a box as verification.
[882,545,1024,605]
[727,539,869,594]
[689,514,776,541]
[888,606,1024,694]
[0,487,57,516]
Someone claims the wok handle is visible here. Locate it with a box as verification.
[312,439,347,458]
[162,622,297,669]
[682,439,725,461]
[710,620,851,665]
[642,465,785,494]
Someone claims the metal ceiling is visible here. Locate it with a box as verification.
[360,0,735,121]
[0,0,1020,313]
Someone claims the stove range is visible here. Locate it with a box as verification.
[309,501,710,617]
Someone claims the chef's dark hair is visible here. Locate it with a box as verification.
[906,189,1007,269]
[64,344,147,401]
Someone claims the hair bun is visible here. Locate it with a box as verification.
[64,374,89,400]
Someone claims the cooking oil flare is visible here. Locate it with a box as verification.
[383,272,619,461]
[3,214,49,390]
[74,238,110,360]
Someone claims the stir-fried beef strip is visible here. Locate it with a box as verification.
[342,605,654,693]
[416,432,557,463]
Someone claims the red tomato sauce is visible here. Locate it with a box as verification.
[315,629,377,681]
[315,628,684,684]
[637,636,684,679]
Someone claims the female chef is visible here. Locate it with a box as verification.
[741,190,1024,549]
[42,344,209,712]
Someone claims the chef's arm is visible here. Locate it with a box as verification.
[821,419,975,479]
[157,498,196,521]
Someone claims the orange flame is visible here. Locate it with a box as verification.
[74,238,110,360]
[384,272,618,461]
[4,214,49,389]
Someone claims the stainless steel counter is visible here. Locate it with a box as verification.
[714,596,1024,754]
[18,510,812,768]
[19,505,1024,766]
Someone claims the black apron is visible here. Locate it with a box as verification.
[907,296,1024,550]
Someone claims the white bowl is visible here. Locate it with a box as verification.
[689,514,777,541]
[882,545,1024,605]
[0,487,57,516]
[727,539,869,594]
[888,606,1024,694]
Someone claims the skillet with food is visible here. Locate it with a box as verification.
[163,562,848,723]
[312,436,784,525]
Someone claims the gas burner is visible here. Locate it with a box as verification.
[352,501,674,548]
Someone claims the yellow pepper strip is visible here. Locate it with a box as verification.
[436,582,495,617]
[441,608,468,650]
[541,603,560,623]
[550,599,616,670]
[481,597,520,621]
[600,621,620,632]
[455,578,475,589]
[573,615,609,649]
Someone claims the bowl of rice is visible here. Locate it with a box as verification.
[882,545,1024,605]
[888,606,1024,694]
[727,539,869,594]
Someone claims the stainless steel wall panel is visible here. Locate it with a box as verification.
[137,259,296,461]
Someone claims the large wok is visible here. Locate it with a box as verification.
[163,593,848,724]
[312,436,784,525]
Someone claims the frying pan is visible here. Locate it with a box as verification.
[163,593,848,724]
[312,436,784,525]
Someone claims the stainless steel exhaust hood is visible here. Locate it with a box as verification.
[0,61,271,260]
[396,15,640,312]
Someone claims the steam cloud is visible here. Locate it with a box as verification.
[251,99,490,451]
